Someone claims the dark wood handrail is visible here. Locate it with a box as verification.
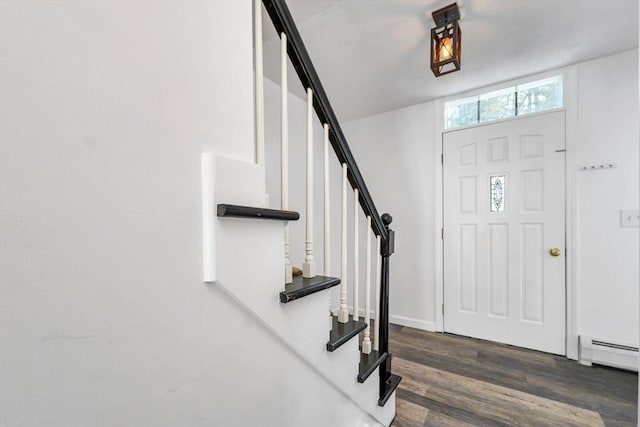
[262,0,388,242]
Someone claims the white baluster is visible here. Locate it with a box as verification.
[303,88,316,278]
[324,124,331,330]
[254,0,265,166]
[353,188,359,322]
[338,164,349,324]
[323,124,330,277]
[374,234,381,352]
[362,216,372,354]
[281,33,292,284]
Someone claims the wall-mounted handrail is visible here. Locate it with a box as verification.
[262,0,388,242]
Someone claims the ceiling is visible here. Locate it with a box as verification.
[261,0,638,122]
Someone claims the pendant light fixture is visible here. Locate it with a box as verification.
[430,3,461,77]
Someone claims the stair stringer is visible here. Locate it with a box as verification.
[209,155,396,426]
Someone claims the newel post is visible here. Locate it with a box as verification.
[378,213,395,395]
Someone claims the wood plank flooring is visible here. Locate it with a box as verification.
[389,325,638,427]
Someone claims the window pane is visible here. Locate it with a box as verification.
[444,75,563,130]
[490,175,505,212]
[479,87,516,123]
[517,75,563,115]
[445,96,478,129]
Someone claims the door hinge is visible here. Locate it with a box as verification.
[441,228,444,239]
[442,304,444,315]
[441,153,444,164]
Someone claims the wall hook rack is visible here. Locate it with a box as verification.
[579,163,617,171]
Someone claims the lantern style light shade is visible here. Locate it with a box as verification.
[430,3,461,77]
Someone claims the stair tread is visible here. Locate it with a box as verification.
[378,372,402,407]
[327,315,367,352]
[217,204,299,221]
[357,350,388,383]
[279,275,340,303]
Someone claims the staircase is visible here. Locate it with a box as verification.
[204,0,401,424]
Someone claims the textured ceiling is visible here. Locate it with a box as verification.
[262,0,638,122]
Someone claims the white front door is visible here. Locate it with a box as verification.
[443,111,566,355]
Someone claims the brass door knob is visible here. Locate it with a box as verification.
[549,248,561,257]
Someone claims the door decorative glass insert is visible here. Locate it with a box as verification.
[490,175,505,212]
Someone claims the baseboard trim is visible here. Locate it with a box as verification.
[330,310,437,333]
[389,314,436,332]
[579,335,639,372]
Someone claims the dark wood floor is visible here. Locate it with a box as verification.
[389,325,638,427]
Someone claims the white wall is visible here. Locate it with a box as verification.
[0,3,396,425]
[575,49,639,345]
[340,50,639,346]
[0,2,255,425]
[343,103,437,330]
[0,2,377,426]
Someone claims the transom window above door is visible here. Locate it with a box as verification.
[444,75,563,130]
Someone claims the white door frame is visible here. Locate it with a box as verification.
[433,66,579,360]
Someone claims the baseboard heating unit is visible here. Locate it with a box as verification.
[579,336,639,372]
